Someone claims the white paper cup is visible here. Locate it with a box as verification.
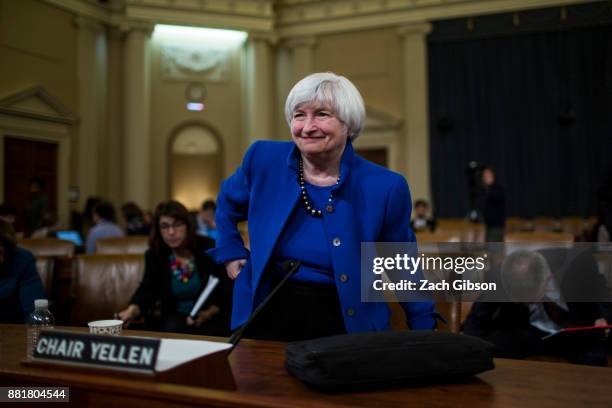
[88,319,123,336]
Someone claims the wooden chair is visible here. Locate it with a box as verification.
[534,217,563,233]
[35,256,54,296]
[415,231,461,243]
[71,254,145,326]
[582,217,598,238]
[504,232,574,243]
[436,219,485,242]
[559,217,597,241]
[18,238,75,258]
[504,232,575,253]
[19,239,76,324]
[505,217,526,233]
[560,217,581,240]
[96,235,149,254]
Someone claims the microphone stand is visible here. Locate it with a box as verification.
[227,260,301,349]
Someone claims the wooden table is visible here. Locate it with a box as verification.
[1,324,612,407]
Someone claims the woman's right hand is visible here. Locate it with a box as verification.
[225,259,246,280]
[117,304,140,327]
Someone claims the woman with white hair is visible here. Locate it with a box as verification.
[208,72,437,341]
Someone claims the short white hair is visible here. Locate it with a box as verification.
[285,72,365,140]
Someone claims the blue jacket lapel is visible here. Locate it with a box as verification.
[250,149,300,289]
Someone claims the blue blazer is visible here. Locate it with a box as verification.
[208,140,437,332]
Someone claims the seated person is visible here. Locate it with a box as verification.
[121,202,150,236]
[464,248,610,366]
[0,220,46,323]
[196,199,219,241]
[410,199,437,232]
[118,201,232,335]
[85,200,125,254]
[0,203,17,227]
[31,211,61,238]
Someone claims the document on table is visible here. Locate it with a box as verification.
[189,275,220,318]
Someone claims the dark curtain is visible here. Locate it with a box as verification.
[428,3,612,218]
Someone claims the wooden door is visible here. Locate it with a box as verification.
[3,137,58,234]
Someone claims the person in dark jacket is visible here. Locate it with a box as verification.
[118,201,232,335]
[24,177,49,237]
[410,199,437,232]
[0,219,46,323]
[121,202,150,236]
[480,166,505,242]
[464,247,610,366]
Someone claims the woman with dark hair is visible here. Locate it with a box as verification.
[0,220,46,323]
[118,201,231,335]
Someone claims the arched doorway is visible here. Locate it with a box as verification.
[169,124,223,211]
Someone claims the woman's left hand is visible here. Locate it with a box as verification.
[186,305,220,327]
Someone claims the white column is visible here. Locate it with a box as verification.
[244,33,276,144]
[275,36,317,140]
[106,27,125,205]
[123,22,152,209]
[285,36,317,84]
[275,46,293,139]
[74,16,106,207]
[398,23,432,204]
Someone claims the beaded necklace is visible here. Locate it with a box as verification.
[169,254,195,283]
[298,156,340,218]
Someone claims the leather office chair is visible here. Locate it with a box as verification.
[415,231,461,243]
[505,217,526,233]
[96,236,149,254]
[560,217,596,241]
[504,232,575,254]
[19,239,76,325]
[504,232,574,243]
[533,217,563,233]
[72,254,145,326]
[18,238,75,258]
[436,219,486,243]
[35,256,54,296]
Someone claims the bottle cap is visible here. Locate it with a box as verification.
[34,299,49,309]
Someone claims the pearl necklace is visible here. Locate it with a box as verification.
[298,157,340,218]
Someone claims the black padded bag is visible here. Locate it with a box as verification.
[285,330,494,388]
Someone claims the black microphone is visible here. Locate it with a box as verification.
[228,259,302,348]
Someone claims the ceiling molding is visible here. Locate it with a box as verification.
[275,0,597,37]
[126,5,274,32]
[125,0,275,32]
[41,0,111,23]
[40,0,599,38]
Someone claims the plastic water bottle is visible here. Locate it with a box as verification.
[26,299,54,359]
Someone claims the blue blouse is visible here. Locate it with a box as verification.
[272,182,335,285]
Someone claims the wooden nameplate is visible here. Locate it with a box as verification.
[21,330,236,390]
[22,349,236,390]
